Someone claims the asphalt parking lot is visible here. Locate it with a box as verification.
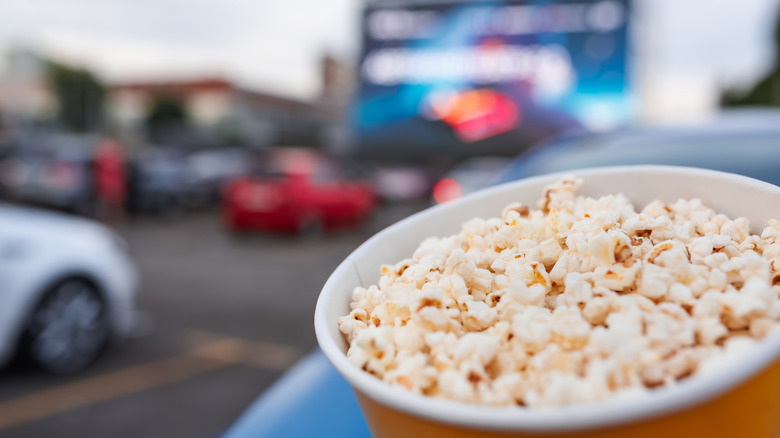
[0,201,427,437]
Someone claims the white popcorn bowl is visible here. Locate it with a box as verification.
[315,165,780,438]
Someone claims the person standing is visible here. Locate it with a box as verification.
[94,137,127,225]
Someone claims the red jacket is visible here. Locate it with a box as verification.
[94,140,126,201]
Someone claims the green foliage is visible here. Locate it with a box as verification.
[46,62,105,132]
[145,96,188,129]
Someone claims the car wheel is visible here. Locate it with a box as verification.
[22,279,110,374]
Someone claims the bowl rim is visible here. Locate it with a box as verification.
[315,164,780,432]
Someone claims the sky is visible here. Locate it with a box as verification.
[640,0,778,87]
[0,0,778,112]
[634,0,780,121]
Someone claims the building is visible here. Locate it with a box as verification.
[0,48,355,152]
[108,55,354,150]
[109,78,327,148]
[0,49,55,123]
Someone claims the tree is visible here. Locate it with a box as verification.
[46,62,106,132]
[146,96,188,128]
[145,96,190,143]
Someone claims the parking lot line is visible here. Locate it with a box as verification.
[186,330,301,371]
[0,354,226,431]
[0,331,302,432]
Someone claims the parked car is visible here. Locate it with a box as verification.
[0,204,138,373]
[432,157,513,204]
[186,147,252,203]
[127,148,210,214]
[223,148,376,234]
[371,165,437,202]
[497,111,780,185]
[0,133,98,215]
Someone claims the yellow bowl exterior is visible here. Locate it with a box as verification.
[354,357,780,438]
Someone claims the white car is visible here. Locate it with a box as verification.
[0,204,138,373]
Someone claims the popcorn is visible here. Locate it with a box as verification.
[339,178,780,408]
[347,326,396,375]
[463,300,498,330]
[549,306,591,349]
[511,306,553,353]
[384,352,437,393]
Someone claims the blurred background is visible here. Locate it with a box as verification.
[0,0,779,436]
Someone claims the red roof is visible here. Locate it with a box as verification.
[110,78,323,116]
[111,78,233,94]
[241,90,321,115]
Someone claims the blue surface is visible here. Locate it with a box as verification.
[222,349,372,438]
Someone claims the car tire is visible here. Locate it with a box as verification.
[21,279,110,374]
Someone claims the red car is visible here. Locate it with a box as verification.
[223,149,376,234]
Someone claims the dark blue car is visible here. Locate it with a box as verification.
[498,110,780,185]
